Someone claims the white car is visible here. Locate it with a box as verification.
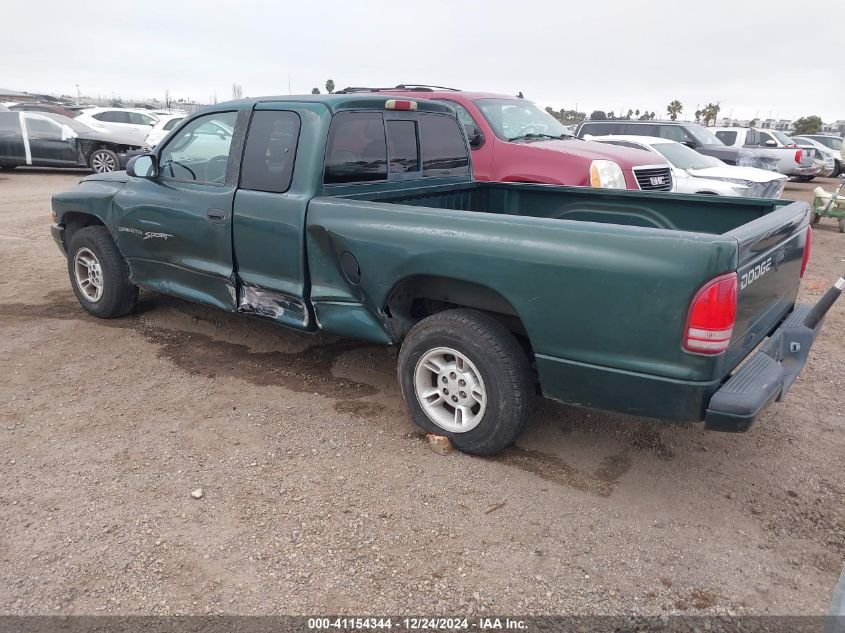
[74,107,159,146]
[792,136,839,177]
[587,135,788,198]
[144,114,185,150]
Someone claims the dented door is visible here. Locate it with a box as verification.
[232,106,313,330]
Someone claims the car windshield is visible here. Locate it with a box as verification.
[474,99,571,141]
[651,142,724,170]
[814,136,842,151]
[685,124,724,146]
[772,130,793,145]
[37,112,103,135]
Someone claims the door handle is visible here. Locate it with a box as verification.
[207,208,228,223]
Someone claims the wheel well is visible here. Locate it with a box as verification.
[385,275,531,351]
[62,212,105,246]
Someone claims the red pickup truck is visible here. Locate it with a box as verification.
[338,85,672,191]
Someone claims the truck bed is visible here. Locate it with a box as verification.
[342,180,789,235]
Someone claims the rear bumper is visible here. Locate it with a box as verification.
[536,291,839,429]
[50,223,66,256]
[704,304,823,432]
[790,165,821,177]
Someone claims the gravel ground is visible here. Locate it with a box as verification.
[0,170,842,616]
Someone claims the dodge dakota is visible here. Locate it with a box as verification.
[50,94,841,455]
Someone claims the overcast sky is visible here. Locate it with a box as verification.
[4,0,843,122]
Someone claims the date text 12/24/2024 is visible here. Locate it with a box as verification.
[307,617,528,630]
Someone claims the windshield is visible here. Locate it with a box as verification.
[814,136,843,151]
[772,130,793,145]
[685,124,724,146]
[474,99,571,141]
[651,142,724,170]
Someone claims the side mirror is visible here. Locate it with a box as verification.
[681,140,697,148]
[764,139,777,147]
[127,154,157,178]
[463,124,485,149]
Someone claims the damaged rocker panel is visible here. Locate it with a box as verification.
[237,283,310,328]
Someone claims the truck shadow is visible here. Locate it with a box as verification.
[2,289,687,498]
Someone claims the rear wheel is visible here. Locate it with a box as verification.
[67,226,138,318]
[835,161,842,178]
[89,148,119,173]
[839,217,845,233]
[398,309,534,455]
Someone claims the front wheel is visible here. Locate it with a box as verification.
[398,309,534,455]
[89,148,119,173]
[67,226,138,318]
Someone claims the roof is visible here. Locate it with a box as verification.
[583,119,694,126]
[0,88,31,97]
[586,134,678,147]
[202,93,458,115]
[334,87,527,101]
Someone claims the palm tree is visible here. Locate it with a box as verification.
[666,100,683,121]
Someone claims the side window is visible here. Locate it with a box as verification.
[163,118,183,131]
[24,114,62,138]
[324,112,387,184]
[624,124,657,136]
[757,132,775,145]
[93,111,129,123]
[240,111,301,193]
[659,125,687,142]
[386,120,419,173]
[580,123,615,136]
[418,114,469,176]
[716,130,737,145]
[159,111,237,184]
[129,112,156,126]
[437,100,476,127]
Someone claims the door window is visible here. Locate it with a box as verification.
[24,114,63,138]
[159,111,237,184]
[240,111,301,193]
[93,110,131,123]
[757,131,775,145]
[658,125,689,142]
[324,112,387,184]
[163,118,183,131]
[386,120,419,173]
[129,112,156,126]
[418,114,469,176]
[715,130,737,145]
[579,122,617,136]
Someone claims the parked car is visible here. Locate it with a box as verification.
[0,111,142,172]
[7,102,80,118]
[48,94,836,455]
[576,119,779,172]
[74,107,159,146]
[339,85,673,191]
[588,135,787,198]
[143,114,186,150]
[798,134,844,172]
[792,136,840,176]
[711,127,818,180]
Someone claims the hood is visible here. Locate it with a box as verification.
[516,138,662,168]
[81,170,130,184]
[687,165,787,183]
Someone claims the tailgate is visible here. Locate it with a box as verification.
[723,200,811,370]
[796,147,815,167]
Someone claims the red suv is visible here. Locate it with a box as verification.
[338,85,671,191]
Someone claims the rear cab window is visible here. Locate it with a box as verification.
[323,111,468,184]
[715,130,737,145]
[240,111,301,193]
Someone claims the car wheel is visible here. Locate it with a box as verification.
[398,309,534,455]
[89,148,119,173]
[0,164,17,170]
[67,226,138,318]
[811,213,821,225]
[835,161,842,178]
[839,218,845,234]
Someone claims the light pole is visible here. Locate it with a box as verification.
[75,84,80,105]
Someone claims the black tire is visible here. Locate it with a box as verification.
[839,217,845,234]
[67,226,138,318]
[806,176,816,182]
[89,148,120,173]
[398,309,534,455]
[0,164,17,170]
[834,161,842,178]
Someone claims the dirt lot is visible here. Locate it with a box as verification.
[0,170,842,617]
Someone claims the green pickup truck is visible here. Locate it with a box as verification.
[50,94,841,454]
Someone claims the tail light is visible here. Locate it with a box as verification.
[794,149,802,163]
[683,272,738,355]
[800,227,812,278]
